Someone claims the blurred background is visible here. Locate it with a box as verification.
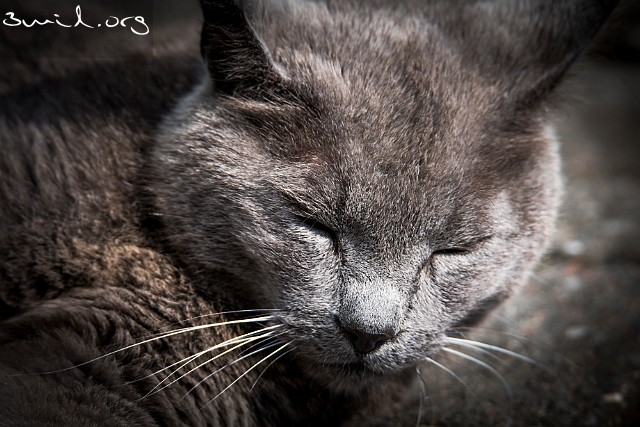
[1,0,638,425]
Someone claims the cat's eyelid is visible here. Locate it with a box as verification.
[292,212,340,255]
[289,203,337,238]
[295,214,326,230]
[432,247,470,256]
[433,234,494,255]
[289,202,316,220]
[290,206,323,227]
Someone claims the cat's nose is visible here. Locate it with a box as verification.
[339,323,395,354]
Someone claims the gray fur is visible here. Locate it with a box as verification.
[0,0,618,425]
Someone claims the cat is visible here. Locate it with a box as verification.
[0,0,618,425]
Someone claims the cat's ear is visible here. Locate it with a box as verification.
[470,0,620,105]
[198,0,282,97]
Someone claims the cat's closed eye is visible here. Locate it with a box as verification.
[425,235,494,275]
[431,247,470,257]
[431,235,493,258]
[423,247,470,276]
[295,214,336,240]
[295,214,341,256]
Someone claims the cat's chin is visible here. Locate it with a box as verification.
[327,361,385,378]
[326,365,416,395]
[292,355,412,393]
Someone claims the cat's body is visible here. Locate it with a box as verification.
[0,0,618,425]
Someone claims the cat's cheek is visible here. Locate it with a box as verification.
[428,256,477,289]
[312,236,337,256]
[427,257,496,311]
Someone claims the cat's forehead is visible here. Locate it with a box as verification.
[263,18,508,169]
[266,4,499,111]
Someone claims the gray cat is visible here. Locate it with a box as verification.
[0,0,618,425]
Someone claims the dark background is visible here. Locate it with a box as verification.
[1,1,638,426]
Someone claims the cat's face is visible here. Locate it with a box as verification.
[150,0,612,388]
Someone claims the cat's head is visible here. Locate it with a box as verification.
[150,0,616,388]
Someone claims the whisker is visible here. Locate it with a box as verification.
[442,347,513,398]
[415,366,428,427]
[116,313,276,347]
[19,315,275,376]
[128,315,277,345]
[198,342,293,411]
[444,339,509,366]
[104,309,281,356]
[124,325,284,387]
[424,356,469,391]
[447,326,533,345]
[141,328,283,399]
[447,327,571,371]
[141,340,253,400]
[444,337,538,365]
[183,340,285,402]
[124,351,204,387]
[443,347,514,427]
[250,346,295,391]
[154,309,282,332]
[231,334,284,360]
[123,332,270,385]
